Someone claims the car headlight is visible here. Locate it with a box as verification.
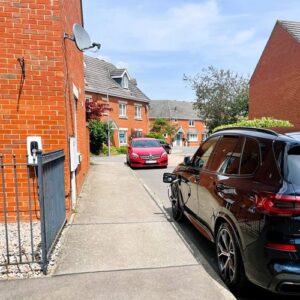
[161,152,168,158]
[131,152,139,158]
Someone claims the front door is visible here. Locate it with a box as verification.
[175,133,182,146]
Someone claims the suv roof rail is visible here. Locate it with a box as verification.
[214,126,279,136]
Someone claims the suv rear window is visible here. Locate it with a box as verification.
[240,138,260,175]
[286,145,300,185]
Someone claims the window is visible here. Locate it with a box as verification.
[240,138,260,175]
[133,129,142,138]
[189,120,195,127]
[119,130,127,145]
[131,139,160,148]
[210,136,241,173]
[122,75,129,89]
[135,105,142,119]
[85,96,92,113]
[190,136,219,169]
[188,133,198,142]
[119,103,127,117]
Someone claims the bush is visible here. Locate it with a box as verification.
[88,120,107,155]
[212,117,294,133]
[145,132,165,140]
[116,146,127,154]
[100,145,127,156]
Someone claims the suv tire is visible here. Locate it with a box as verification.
[171,184,184,222]
[216,222,247,292]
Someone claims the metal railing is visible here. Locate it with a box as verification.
[0,155,40,268]
[0,150,66,274]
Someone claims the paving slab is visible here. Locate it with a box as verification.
[75,163,165,224]
[0,265,234,300]
[54,221,197,275]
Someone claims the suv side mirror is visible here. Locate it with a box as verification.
[183,156,191,166]
[163,173,177,183]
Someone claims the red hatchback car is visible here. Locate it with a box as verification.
[127,138,168,168]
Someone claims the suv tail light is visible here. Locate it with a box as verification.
[256,193,300,216]
[265,242,297,252]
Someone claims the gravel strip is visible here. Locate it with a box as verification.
[0,221,65,279]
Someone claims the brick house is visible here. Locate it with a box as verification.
[84,56,150,146]
[249,20,300,131]
[149,100,206,147]
[0,0,90,218]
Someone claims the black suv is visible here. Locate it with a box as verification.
[163,127,300,295]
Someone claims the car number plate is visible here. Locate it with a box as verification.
[145,160,157,164]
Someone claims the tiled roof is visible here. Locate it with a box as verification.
[110,69,126,77]
[278,20,300,43]
[84,56,150,103]
[149,100,202,120]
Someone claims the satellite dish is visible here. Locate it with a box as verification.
[73,24,92,51]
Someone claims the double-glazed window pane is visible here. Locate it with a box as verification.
[119,103,126,117]
[135,105,141,118]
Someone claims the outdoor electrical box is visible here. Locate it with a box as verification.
[69,136,79,172]
[27,136,42,165]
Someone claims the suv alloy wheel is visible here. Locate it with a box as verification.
[216,223,246,291]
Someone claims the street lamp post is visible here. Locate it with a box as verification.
[106,86,118,157]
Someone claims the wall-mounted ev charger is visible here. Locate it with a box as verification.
[26,136,42,165]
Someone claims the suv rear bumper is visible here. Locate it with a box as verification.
[269,272,300,294]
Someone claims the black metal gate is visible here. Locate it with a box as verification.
[37,150,66,273]
[0,150,66,275]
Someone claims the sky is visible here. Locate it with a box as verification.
[82,0,300,101]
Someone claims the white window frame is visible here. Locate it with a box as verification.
[118,128,128,145]
[135,104,142,119]
[134,128,143,138]
[189,120,195,127]
[122,75,129,89]
[119,102,127,118]
[188,133,198,142]
[85,95,92,115]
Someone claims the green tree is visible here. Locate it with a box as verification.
[151,118,177,140]
[184,66,249,132]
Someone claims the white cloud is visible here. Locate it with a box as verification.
[91,0,261,65]
[97,0,222,51]
[116,61,129,69]
[96,55,111,62]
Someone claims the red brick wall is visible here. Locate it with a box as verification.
[0,0,89,220]
[86,92,149,146]
[62,0,89,201]
[249,23,300,130]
